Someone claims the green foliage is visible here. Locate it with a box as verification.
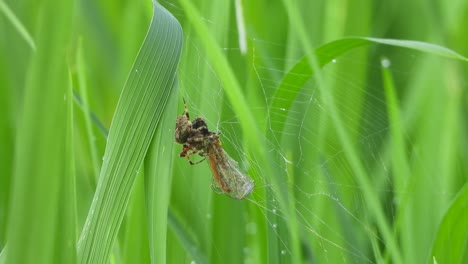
[431,185,468,264]
[76,2,182,263]
[1,0,467,263]
[2,0,75,263]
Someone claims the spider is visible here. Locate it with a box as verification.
[174,99,254,200]
[174,99,217,165]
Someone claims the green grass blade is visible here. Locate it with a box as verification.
[177,0,262,147]
[266,30,468,262]
[76,2,183,263]
[58,71,78,263]
[0,246,7,264]
[76,40,100,180]
[2,0,465,263]
[0,0,36,51]
[72,91,109,138]
[431,184,468,263]
[364,37,468,61]
[176,1,314,263]
[144,79,178,264]
[0,245,6,264]
[6,0,75,262]
[176,1,301,262]
[268,37,370,150]
[280,1,404,261]
[168,209,209,264]
[381,62,413,260]
[0,29,13,250]
[381,61,412,192]
[122,171,150,263]
[270,37,468,142]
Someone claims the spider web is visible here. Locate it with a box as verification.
[160,1,464,263]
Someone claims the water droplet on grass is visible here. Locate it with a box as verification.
[381,58,391,68]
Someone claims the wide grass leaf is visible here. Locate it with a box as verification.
[77,2,183,263]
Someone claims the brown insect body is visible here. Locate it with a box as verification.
[207,142,231,193]
[206,140,254,199]
[174,100,254,200]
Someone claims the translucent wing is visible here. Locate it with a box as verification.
[207,146,254,200]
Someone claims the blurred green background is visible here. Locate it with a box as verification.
[1,0,467,263]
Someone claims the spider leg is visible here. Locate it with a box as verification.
[182,97,190,120]
[181,144,206,165]
[186,149,206,165]
[187,155,206,165]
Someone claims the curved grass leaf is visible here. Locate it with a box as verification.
[365,37,468,61]
[76,2,183,263]
[269,37,468,141]
[431,184,468,264]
